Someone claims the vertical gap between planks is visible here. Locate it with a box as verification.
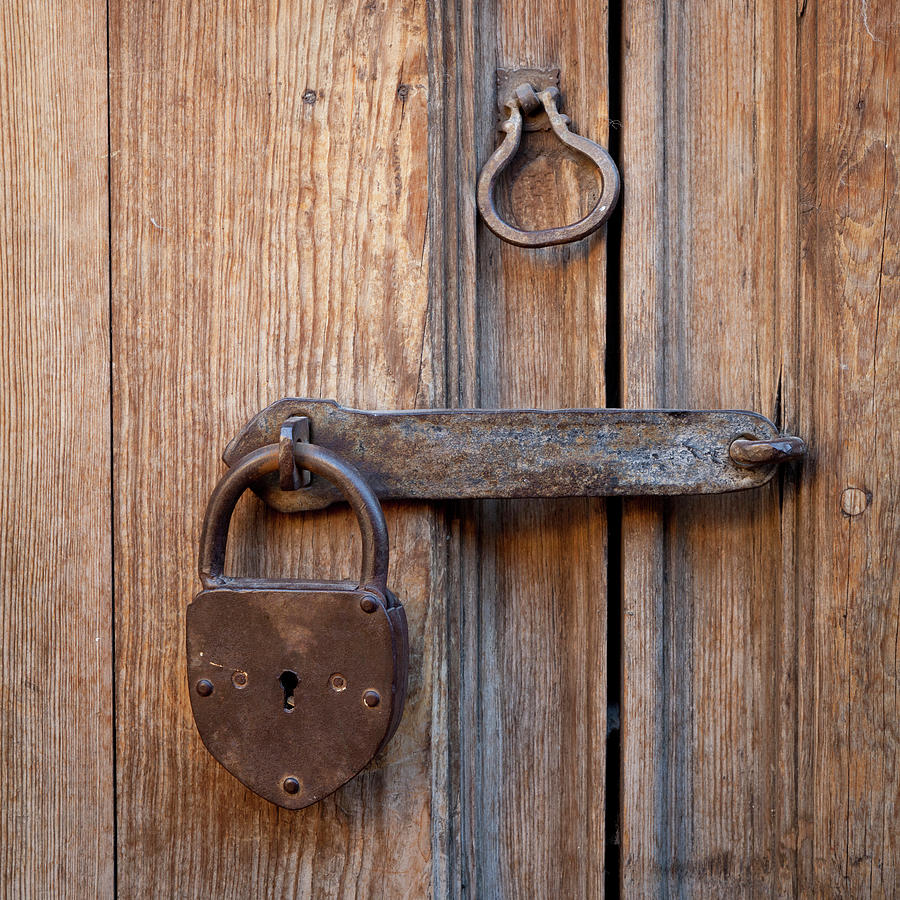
[604,0,624,893]
[105,0,119,893]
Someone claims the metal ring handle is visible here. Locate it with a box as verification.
[476,85,621,248]
[198,442,389,591]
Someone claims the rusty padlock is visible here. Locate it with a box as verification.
[186,441,408,809]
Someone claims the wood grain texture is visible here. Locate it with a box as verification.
[620,0,794,894]
[0,0,114,894]
[110,1,440,895]
[433,1,610,893]
[620,0,899,894]
[795,0,899,892]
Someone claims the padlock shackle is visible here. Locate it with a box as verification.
[198,442,389,592]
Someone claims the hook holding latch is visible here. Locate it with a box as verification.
[729,435,807,467]
[476,83,620,248]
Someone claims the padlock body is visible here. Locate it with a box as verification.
[186,584,408,809]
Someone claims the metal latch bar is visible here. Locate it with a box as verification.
[223,400,805,513]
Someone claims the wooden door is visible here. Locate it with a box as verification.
[3,0,897,896]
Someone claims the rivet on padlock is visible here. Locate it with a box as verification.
[186,441,408,809]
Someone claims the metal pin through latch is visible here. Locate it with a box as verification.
[729,436,807,467]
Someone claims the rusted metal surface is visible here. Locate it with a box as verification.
[223,399,807,513]
[188,442,408,810]
[187,586,407,809]
[476,82,620,248]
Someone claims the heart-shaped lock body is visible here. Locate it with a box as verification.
[186,442,408,809]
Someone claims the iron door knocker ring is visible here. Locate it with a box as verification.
[476,83,620,248]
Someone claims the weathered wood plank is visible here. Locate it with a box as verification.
[795,0,899,892]
[110,1,439,895]
[621,0,899,894]
[0,0,114,893]
[435,0,610,893]
[620,0,791,894]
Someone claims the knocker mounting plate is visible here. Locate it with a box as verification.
[495,66,563,131]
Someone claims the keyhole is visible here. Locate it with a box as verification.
[279,670,298,712]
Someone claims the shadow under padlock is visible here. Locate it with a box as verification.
[186,441,408,810]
